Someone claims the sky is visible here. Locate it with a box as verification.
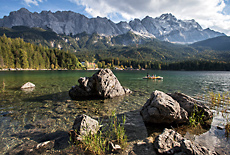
[0,0,230,35]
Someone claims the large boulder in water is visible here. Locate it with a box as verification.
[69,69,132,99]
[154,128,217,155]
[168,92,213,121]
[140,90,213,125]
[140,90,189,124]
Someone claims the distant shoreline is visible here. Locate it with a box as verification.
[0,68,74,71]
[1,68,229,72]
[0,67,139,71]
[0,68,100,71]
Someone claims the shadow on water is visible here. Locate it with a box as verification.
[22,89,123,102]
[145,118,212,137]
[21,90,131,116]
[11,130,69,150]
[22,91,70,102]
[6,130,70,154]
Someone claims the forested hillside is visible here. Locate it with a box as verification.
[0,34,82,69]
[1,26,230,64]
[0,27,230,71]
[191,36,230,51]
[0,26,199,62]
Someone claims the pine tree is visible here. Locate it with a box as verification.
[20,49,29,69]
[67,58,72,69]
[45,55,50,69]
[1,46,8,67]
[32,53,39,69]
[15,57,21,68]
[0,55,4,68]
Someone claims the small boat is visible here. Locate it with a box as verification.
[143,76,163,80]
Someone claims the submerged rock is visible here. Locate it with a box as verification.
[21,82,35,89]
[154,128,217,155]
[69,69,132,99]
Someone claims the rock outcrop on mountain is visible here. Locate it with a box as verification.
[0,8,225,43]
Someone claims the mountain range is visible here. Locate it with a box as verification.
[0,8,226,44]
[0,8,230,64]
[191,36,230,51]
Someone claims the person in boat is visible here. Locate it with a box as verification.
[152,74,155,77]
[147,73,149,77]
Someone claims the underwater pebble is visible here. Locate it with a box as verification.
[1,111,13,116]
[137,141,146,146]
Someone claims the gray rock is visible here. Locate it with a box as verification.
[140,90,189,124]
[73,114,99,137]
[140,90,213,125]
[69,69,132,99]
[21,82,35,89]
[154,128,217,155]
[168,92,213,121]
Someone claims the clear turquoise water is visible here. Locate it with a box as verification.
[0,70,230,154]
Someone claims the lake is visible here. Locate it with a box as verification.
[0,70,230,154]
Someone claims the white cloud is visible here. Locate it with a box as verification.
[69,0,230,35]
[24,0,43,7]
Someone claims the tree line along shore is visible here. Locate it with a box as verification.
[1,34,230,71]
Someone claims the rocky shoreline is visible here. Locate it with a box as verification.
[6,109,215,155]
[6,69,216,155]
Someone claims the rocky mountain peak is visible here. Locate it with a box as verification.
[18,8,30,13]
[0,8,226,43]
[142,16,154,21]
[9,8,30,17]
[159,13,177,21]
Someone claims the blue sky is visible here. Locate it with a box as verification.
[0,0,230,35]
